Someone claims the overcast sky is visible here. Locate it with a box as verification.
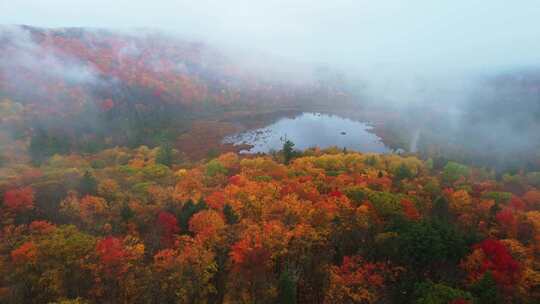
[2,0,540,73]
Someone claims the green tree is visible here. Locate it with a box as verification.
[29,129,71,164]
[394,220,468,271]
[178,199,208,232]
[120,203,134,221]
[364,155,377,166]
[205,159,227,177]
[223,204,238,225]
[277,270,297,304]
[283,139,295,165]
[366,190,403,219]
[442,162,470,184]
[395,163,413,181]
[156,143,173,167]
[471,272,503,304]
[432,196,450,221]
[78,171,98,196]
[414,281,473,304]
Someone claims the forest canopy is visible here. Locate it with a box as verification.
[0,14,540,303]
[1,145,539,303]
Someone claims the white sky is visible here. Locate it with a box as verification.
[2,0,540,72]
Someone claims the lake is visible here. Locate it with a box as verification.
[223,112,391,153]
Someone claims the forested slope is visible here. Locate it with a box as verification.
[0,25,349,162]
[1,147,539,303]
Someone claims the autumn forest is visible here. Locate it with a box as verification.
[1,22,540,304]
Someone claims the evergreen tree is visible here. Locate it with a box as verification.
[277,270,297,304]
[432,196,450,221]
[78,171,98,196]
[223,204,238,225]
[471,272,503,304]
[394,219,468,272]
[283,139,295,165]
[120,203,134,221]
[29,128,70,164]
[156,143,173,167]
[178,199,208,231]
[413,281,473,304]
[364,156,377,166]
[395,163,413,181]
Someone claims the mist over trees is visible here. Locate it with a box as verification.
[1,1,540,303]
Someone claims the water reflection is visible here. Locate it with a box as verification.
[224,112,390,153]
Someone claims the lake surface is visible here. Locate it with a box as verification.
[223,112,391,153]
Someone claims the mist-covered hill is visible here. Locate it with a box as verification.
[0,25,349,162]
[1,25,540,171]
[410,68,540,172]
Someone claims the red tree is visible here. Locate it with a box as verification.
[3,187,35,213]
[29,220,56,234]
[96,236,127,276]
[401,199,421,220]
[495,208,517,236]
[157,211,180,248]
[470,239,521,290]
[11,241,38,265]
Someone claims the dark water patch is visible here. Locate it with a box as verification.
[223,112,391,153]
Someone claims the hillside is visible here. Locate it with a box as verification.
[0,25,350,162]
[1,147,539,303]
[2,24,540,304]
